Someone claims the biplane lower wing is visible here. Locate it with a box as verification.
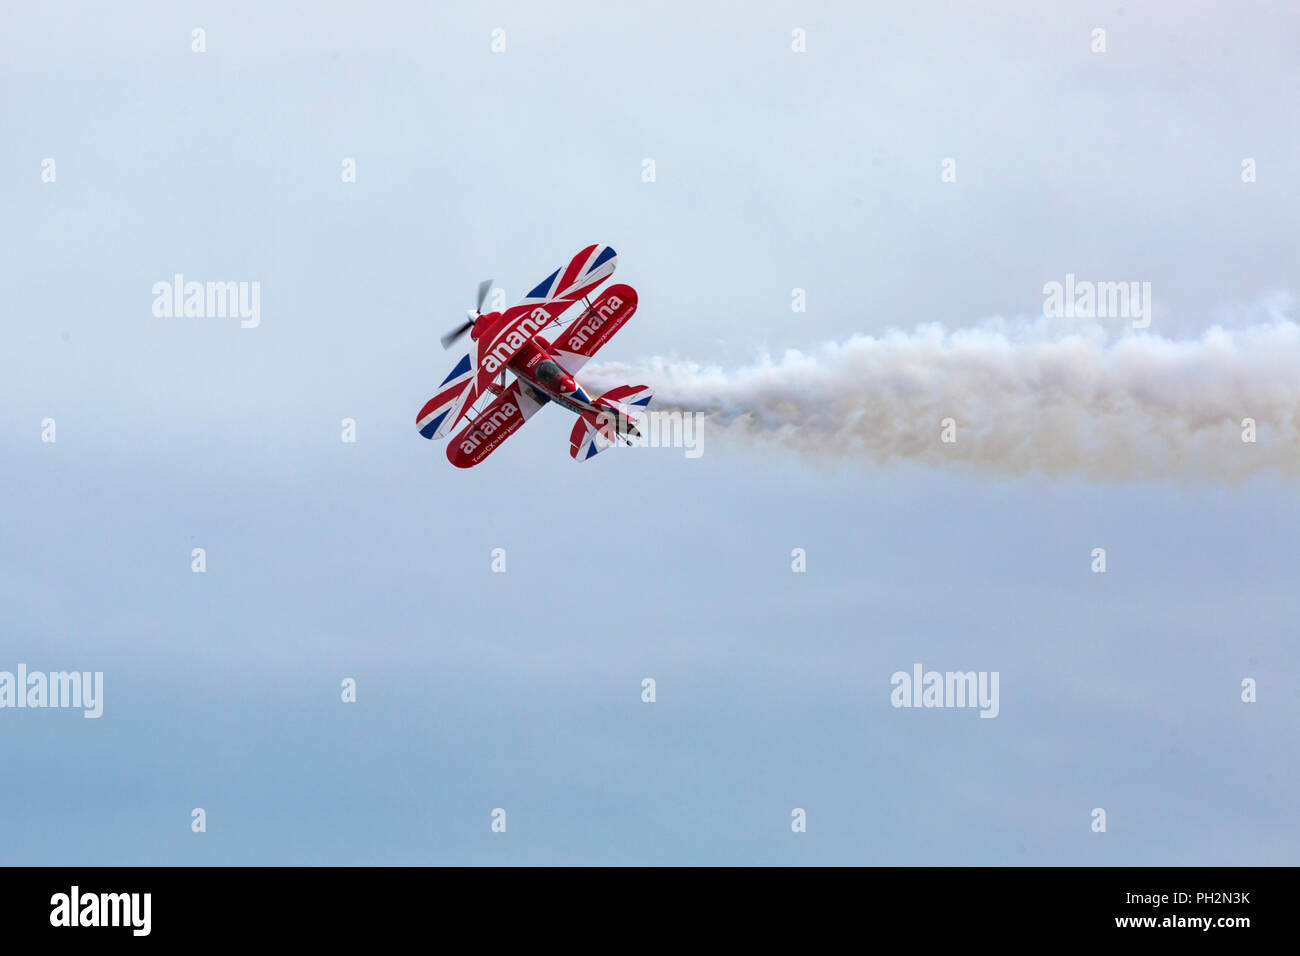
[547,284,639,375]
[446,380,547,468]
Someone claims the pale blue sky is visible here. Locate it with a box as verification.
[1,1,1297,864]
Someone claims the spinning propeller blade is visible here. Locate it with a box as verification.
[440,319,474,350]
[440,279,494,349]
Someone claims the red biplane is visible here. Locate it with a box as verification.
[416,244,651,467]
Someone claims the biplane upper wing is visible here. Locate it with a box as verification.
[546,284,639,374]
[416,352,476,439]
[463,244,620,413]
[516,243,618,308]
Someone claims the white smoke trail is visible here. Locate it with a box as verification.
[583,317,1300,480]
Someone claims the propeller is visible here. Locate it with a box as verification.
[440,279,494,349]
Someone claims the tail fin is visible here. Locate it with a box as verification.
[568,385,653,461]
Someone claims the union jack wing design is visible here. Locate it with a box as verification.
[416,352,475,439]
[517,244,618,306]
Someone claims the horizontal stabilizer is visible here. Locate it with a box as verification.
[568,384,654,461]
